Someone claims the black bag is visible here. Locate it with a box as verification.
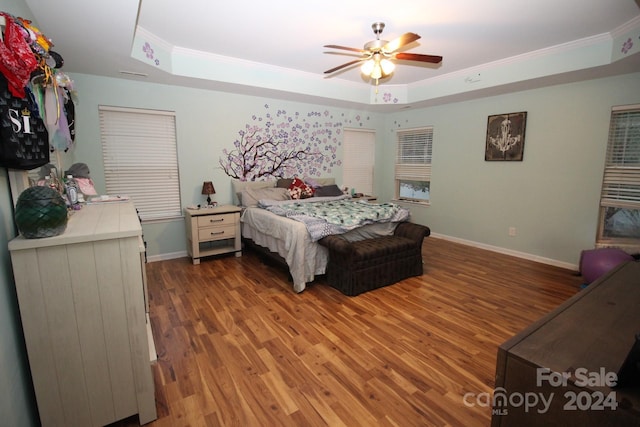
[0,74,49,170]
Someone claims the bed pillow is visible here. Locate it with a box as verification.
[304,177,320,189]
[313,177,336,187]
[231,179,275,206]
[276,178,294,188]
[288,177,315,199]
[241,187,290,207]
[314,184,344,197]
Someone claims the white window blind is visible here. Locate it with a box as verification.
[600,106,640,209]
[395,127,433,201]
[99,106,181,221]
[597,104,640,247]
[343,129,375,195]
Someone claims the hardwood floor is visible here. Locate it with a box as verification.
[113,237,583,427]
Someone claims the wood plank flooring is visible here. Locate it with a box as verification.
[112,237,583,427]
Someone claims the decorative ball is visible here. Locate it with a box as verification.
[15,186,68,239]
[579,248,634,284]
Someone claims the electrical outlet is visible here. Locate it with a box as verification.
[508,227,517,236]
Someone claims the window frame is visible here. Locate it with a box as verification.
[99,106,182,222]
[394,126,433,204]
[596,104,640,250]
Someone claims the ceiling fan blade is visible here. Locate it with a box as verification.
[382,32,421,53]
[324,59,365,74]
[395,52,443,64]
[324,44,365,53]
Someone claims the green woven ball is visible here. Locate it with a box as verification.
[15,186,68,239]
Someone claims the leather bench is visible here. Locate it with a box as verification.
[319,222,430,296]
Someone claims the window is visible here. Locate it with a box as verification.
[597,105,640,249]
[395,127,433,203]
[99,106,181,221]
[343,129,375,195]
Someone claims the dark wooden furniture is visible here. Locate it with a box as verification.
[492,260,640,426]
[318,222,430,296]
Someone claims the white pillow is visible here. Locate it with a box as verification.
[231,179,275,206]
[241,187,290,207]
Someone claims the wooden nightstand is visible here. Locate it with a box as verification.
[184,205,242,265]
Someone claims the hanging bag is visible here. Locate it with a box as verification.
[0,73,49,170]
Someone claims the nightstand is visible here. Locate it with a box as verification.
[184,205,242,265]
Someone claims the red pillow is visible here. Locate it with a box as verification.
[288,177,315,199]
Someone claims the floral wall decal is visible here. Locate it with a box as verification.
[219,104,354,181]
[383,92,399,104]
[142,42,160,66]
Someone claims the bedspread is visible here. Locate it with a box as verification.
[260,196,410,241]
[241,206,327,293]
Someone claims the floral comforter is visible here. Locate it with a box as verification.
[259,195,410,241]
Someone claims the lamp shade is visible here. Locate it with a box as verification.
[361,59,375,76]
[360,52,395,81]
[380,58,395,75]
[201,181,215,195]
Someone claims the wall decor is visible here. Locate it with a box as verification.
[485,111,527,161]
[220,105,350,181]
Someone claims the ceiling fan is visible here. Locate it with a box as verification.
[324,22,442,85]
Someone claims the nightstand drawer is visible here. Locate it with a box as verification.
[198,224,236,242]
[197,213,236,228]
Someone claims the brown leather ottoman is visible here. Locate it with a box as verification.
[319,222,430,296]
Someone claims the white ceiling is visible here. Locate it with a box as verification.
[22,0,640,109]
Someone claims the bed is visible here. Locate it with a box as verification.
[233,178,410,293]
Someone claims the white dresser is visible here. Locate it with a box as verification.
[9,201,157,426]
[184,205,242,264]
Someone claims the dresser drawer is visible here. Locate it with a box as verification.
[198,224,236,242]
[197,213,236,228]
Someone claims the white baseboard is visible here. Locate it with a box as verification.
[147,250,187,263]
[147,236,580,272]
[430,232,579,272]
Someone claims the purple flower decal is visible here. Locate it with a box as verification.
[622,38,633,54]
[143,42,154,60]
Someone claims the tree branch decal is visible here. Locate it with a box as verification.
[219,105,343,181]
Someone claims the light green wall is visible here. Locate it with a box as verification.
[0,2,43,427]
[383,72,640,266]
[68,71,640,267]
[68,73,385,258]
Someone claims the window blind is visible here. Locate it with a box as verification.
[99,106,181,221]
[343,129,375,195]
[395,127,433,182]
[601,106,640,209]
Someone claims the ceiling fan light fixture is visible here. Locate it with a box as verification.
[360,58,375,76]
[370,63,382,80]
[324,22,442,85]
[380,58,395,76]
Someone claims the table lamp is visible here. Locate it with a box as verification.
[201,181,216,205]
